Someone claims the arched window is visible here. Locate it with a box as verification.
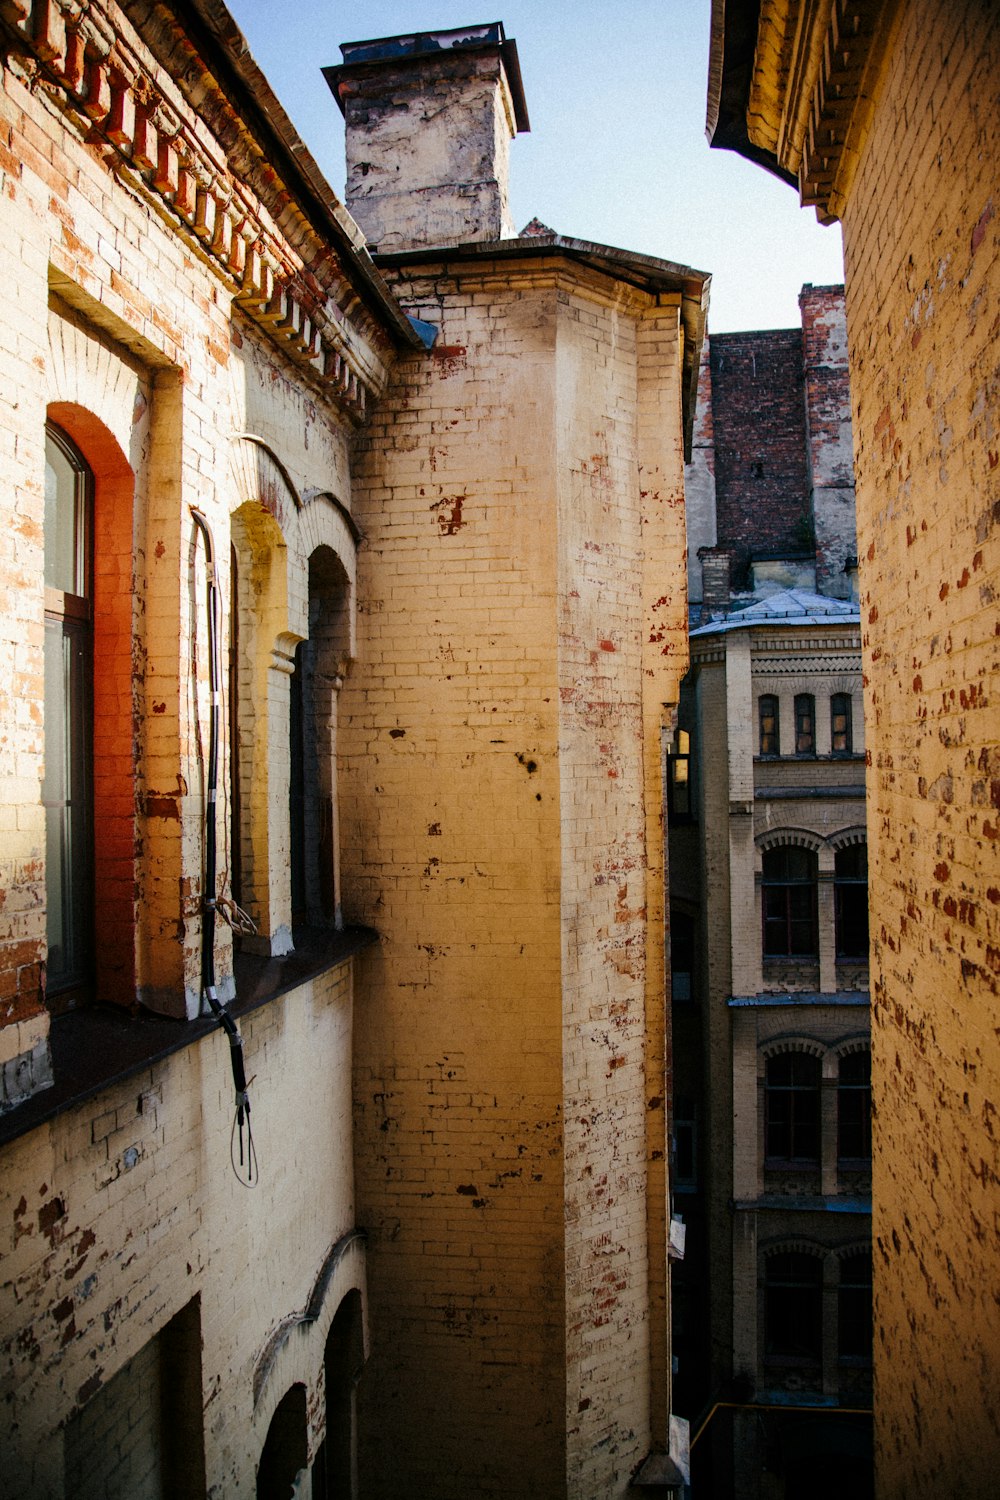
[835,843,869,960]
[313,1290,365,1500]
[762,845,818,957]
[764,1251,823,1364]
[765,1051,821,1164]
[290,547,350,933]
[838,1049,871,1163]
[838,1250,872,1363]
[794,693,815,755]
[831,692,853,754]
[257,1384,308,1500]
[43,425,93,1004]
[759,694,779,756]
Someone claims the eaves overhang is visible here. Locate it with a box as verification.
[375,232,711,460]
[706,0,901,225]
[706,0,798,190]
[158,0,422,350]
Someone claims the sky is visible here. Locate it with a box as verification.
[224,0,844,333]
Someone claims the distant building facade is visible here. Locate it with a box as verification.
[706,4,1000,1494]
[671,289,872,1497]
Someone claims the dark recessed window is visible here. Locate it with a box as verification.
[838,1049,872,1162]
[794,693,815,756]
[765,1251,823,1363]
[831,693,853,754]
[838,1250,873,1363]
[670,910,695,1004]
[765,1051,821,1164]
[835,843,869,960]
[759,694,779,756]
[762,845,818,958]
[673,1094,697,1191]
[667,728,693,822]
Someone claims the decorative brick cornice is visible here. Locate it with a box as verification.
[711,0,903,225]
[0,0,405,418]
[795,0,902,223]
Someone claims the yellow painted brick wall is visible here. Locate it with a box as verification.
[341,260,687,1498]
[0,6,378,1495]
[841,3,1000,1490]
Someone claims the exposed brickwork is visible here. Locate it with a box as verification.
[341,259,688,1498]
[709,330,810,576]
[709,1,1000,1491]
[841,5,1000,1490]
[800,286,855,597]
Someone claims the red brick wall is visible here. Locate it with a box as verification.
[708,330,810,577]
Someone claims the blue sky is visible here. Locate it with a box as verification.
[224,0,844,333]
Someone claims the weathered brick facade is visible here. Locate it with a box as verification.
[0,6,706,1497]
[708,2,1000,1492]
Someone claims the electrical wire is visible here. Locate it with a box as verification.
[191,507,259,1187]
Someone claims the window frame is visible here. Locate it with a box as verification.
[764,1250,824,1366]
[764,1050,822,1166]
[794,693,815,756]
[758,693,779,757]
[43,423,95,1008]
[838,1249,873,1365]
[762,844,819,959]
[667,727,694,823]
[837,1048,872,1165]
[831,692,853,755]
[834,842,869,961]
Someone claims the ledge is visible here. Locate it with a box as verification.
[729,992,869,1007]
[0,926,378,1148]
[733,1194,871,1215]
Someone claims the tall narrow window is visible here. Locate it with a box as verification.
[831,692,853,754]
[838,1049,872,1163]
[43,425,93,1005]
[759,694,779,756]
[762,845,818,957]
[764,1251,823,1364]
[794,693,815,755]
[290,547,349,934]
[673,1095,697,1191]
[835,843,869,959]
[765,1051,821,1163]
[838,1250,873,1363]
[667,728,693,821]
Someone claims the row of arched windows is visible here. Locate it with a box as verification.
[43,415,351,1010]
[759,691,855,757]
[763,1245,872,1367]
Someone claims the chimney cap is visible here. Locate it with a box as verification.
[325,21,530,132]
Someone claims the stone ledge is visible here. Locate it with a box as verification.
[0,925,378,1148]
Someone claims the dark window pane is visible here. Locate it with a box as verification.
[762,846,818,957]
[839,1251,872,1361]
[831,693,852,753]
[765,1052,821,1162]
[794,694,815,755]
[835,844,869,959]
[765,1252,823,1362]
[838,1050,872,1161]
[759,694,779,756]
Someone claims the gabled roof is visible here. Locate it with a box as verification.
[691,588,859,637]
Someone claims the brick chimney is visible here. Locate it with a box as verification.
[324,23,530,252]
